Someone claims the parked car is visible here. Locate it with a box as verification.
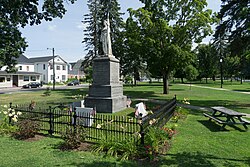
[67,80,80,86]
[22,82,42,88]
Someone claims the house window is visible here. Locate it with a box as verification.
[43,75,46,81]
[62,65,66,70]
[56,65,60,70]
[7,77,11,82]
[50,64,53,70]
[43,64,46,70]
[19,66,22,70]
[0,77,5,82]
[62,75,66,81]
[23,76,29,81]
[31,76,36,81]
[26,66,29,71]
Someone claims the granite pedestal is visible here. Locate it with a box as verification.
[84,56,127,113]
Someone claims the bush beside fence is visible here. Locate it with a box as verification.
[9,97,177,144]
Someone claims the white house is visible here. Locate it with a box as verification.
[29,55,68,84]
[0,55,69,88]
[0,55,41,88]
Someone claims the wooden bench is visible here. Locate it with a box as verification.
[203,113,226,124]
[203,106,249,130]
[240,118,250,125]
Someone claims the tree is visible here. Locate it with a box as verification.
[82,0,124,65]
[214,0,250,83]
[196,44,218,83]
[215,0,250,54]
[185,64,198,90]
[0,0,77,72]
[82,0,102,68]
[130,0,213,94]
[121,10,149,86]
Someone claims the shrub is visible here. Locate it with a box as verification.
[0,121,17,136]
[0,105,19,135]
[12,119,40,140]
[92,138,139,161]
[59,126,86,150]
[43,87,51,96]
[143,126,176,160]
[172,107,188,122]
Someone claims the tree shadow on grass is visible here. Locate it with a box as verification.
[52,88,88,97]
[124,91,158,99]
[163,151,250,167]
[233,89,250,93]
[69,160,138,167]
[189,99,235,108]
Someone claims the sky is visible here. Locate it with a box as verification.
[20,0,221,63]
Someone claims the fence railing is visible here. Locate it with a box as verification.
[9,97,177,144]
[138,97,177,144]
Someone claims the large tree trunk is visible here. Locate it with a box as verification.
[133,75,137,86]
[133,68,139,86]
[163,73,169,94]
[181,77,184,83]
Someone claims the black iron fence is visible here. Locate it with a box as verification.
[9,97,177,144]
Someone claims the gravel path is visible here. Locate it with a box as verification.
[178,84,250,94]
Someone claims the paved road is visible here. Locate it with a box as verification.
[0,84,89,94]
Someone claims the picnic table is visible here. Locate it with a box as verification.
[203,106,249,130]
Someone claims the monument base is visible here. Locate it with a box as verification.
[84,95,127,113]
[84,56,127,113]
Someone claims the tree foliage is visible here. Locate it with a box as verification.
[196,43,218,83]
[82,0,124,68]
[129,0,213,94]
[215,0,249,54]
[121,10,149,85]
[214,0,250,81]
[0,0,77,72]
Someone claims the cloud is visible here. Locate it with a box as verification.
[48,25,57,31]
[76,22,86,30]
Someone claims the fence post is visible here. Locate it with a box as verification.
[73,108,77,134]
[139,114,145,145]
[48,106,54,135]
[8,102,12,124]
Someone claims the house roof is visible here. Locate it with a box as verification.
[69,62,76,67]
[0,71,41,76]
[28,56,54,63]
[29,55,68,64]
[15,55,31,64]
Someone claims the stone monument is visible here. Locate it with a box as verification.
[84,14,127,113]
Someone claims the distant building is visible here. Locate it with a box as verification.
[0,55,41,88]
[29,55,68,83]
[68,59,85,80]
[0,55,69,88]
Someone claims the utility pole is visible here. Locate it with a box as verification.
[48,48,56,90]
[52,48,55,90]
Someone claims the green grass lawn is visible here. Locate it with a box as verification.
[124,82,250,114]
[0,136,136,167]
[0,83,250,166]
[161,110,250,167]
